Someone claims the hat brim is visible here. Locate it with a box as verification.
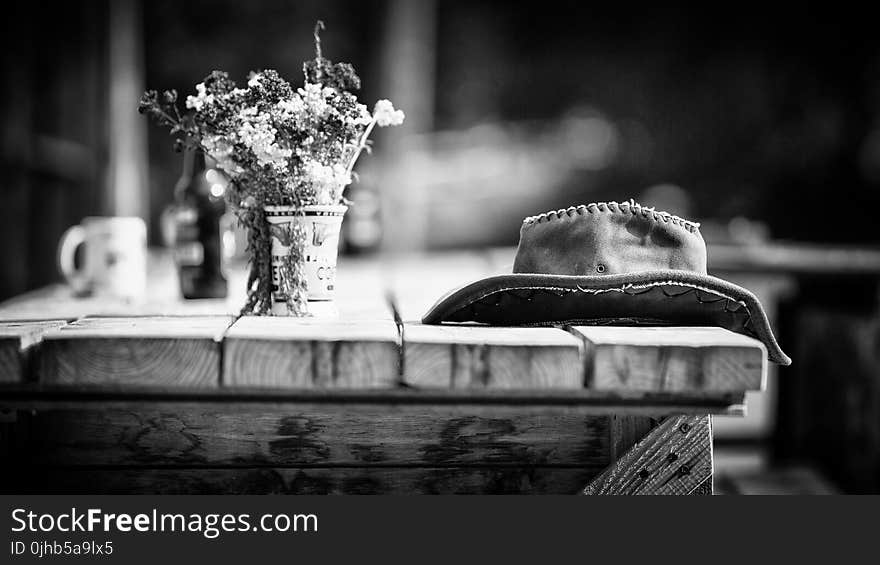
[421,271,791,365]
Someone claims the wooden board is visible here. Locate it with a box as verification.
[570,326,766,393]
[385,251,497,322]
[583,415,713,495]
[0,320,68,383]
[4,401,611,468]
[403,324,583,389]
[0,389,746,416]
[332,257,399,320]
[0,252,398,320]
[0,253,242,321]
[223,317,400,388]
[4,466,600,495]
[609,415,661,462]
[37,316,232,387]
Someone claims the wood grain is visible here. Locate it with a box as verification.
[0,389,746,417]
[0,321,68,383]
[223,317,400,388]
[4,402,611,468]
[570,326,766,393]
[583,414,713,495]
[38,316,232,387]
[609,415,661,462]
[332,258,399,320]
[386,251,497,322]
[403,324,583,389]
[5,466,601,495]
[0,252,395,320]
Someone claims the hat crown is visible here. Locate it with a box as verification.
[512,200,707,276]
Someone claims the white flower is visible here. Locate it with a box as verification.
[236,110,292,171]
[301,160,351,204]
[352,103,373,127]
[239,106,258,118]
[298,83,330,116]
[185,83,214,111]
[276,96,306,118]
[373,99,405,127]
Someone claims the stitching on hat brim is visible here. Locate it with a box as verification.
[422,273,790,366]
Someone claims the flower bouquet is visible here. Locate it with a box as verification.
[139,22,404,315]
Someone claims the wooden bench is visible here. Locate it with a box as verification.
[0,251,767,494]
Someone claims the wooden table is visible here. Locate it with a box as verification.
[0,250,767,494]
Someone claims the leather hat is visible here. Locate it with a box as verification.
[423,199,790,365]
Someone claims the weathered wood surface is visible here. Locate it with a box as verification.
[386,251,497,322]
[710,272,793,440]
[0,321,69,383]
[38,316,232,387]
[5,466,600,495]
[609,415,661,462]
[403,324,583,389]
[0,253,241,321]
[571,326,766,393]
[0,252,392,320]
[223,317,399,388]
[0,250,767,494]
[0,389,745,416]
[0,250,767,401]
[583,415,713,495]
[332,258,399,320]
[2,401,611,467]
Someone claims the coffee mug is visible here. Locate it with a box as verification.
[57,217,147,298]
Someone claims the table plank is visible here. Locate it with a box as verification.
[0,252,244,320]
[0,251,392,321]
[0,388,746,416]
[0,321,69,383]
[223,317,400,388]
[38,316,232,387]
[570,326,766,393]
[386,251,496,322]
[403,324,583,389]
[2,401,610,468]
[332,257,398,320]
[7,466,600,495]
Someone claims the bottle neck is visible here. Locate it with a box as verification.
[191,151,206,175]
[175,150,206,201]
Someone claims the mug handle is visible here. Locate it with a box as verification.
[57,225,89,293]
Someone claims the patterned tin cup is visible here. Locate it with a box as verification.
[265,204,347,316]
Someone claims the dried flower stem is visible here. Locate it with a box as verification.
[280,220,310,316]
[313,21,325,77]
[239,205,273,316]
[344,117,378,178]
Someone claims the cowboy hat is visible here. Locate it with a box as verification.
[422,199,790,365]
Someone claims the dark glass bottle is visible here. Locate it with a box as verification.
[172,150,228,299]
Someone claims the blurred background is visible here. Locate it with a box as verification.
[2,0,880,493]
